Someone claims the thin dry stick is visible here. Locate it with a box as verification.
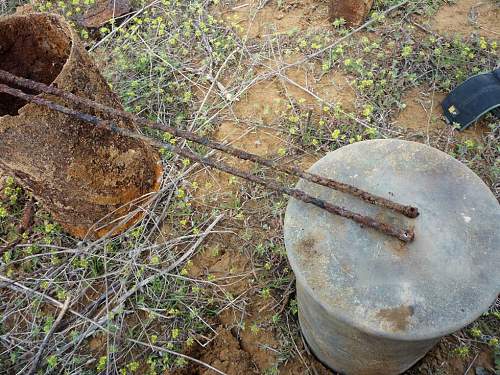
[0,197,35,256]
[52,214,224,361]
[0,217,223,373]
[97,214,224,320]
[463,352,479,375]
[0,275,104,329]
[0,69,419,219]
[0,83,414,242]
[27,295,71,375]
[0,275,228,375]
[126,338,227,375]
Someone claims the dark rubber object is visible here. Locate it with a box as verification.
[441,68,500,131]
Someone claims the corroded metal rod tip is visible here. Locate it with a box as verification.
[405,206,420,219]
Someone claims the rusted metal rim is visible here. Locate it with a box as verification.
[0,12,72,117]
[0,12,163,239]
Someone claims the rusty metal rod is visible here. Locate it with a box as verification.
[0,83,414,242]
[0,69,419,219]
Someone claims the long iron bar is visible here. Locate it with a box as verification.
[0,83,415,242]
[0,69,419,219]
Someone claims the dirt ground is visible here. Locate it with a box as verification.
[431,0,500,39]
[171,1,500,374]
[0,0,499,374]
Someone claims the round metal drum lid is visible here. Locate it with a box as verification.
[284,139,500,341]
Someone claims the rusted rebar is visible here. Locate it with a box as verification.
[0,83,415,242]
[0,69,419,219]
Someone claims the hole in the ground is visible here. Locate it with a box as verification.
[0,14,71,116]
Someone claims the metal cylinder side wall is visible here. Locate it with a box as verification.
[0,13,162,239]
[297,283,439,375]
[285,140,500,374]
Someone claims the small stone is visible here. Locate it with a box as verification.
[79,0,131,28]
[329,0,374,26]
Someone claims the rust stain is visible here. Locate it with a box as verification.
[376,305,414,331]
[297,237,317,253]
[384,237,409,255]
[80,0,131,28]
[373,210,413,253]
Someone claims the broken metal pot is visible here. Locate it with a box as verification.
[284,139,500,375]
[0,12,162,239]
[329,0,374,26]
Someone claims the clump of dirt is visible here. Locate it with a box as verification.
[210,307,280,372]
[431,0,500,39]
[329,0,374,26]
[181,229,283,374]
[218,295,282,371]
[280,357,333,375]
[197,329,258,374]
[87,334,107,355]
[236,320,280,371]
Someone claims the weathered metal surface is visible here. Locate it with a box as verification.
[0,13,162,239]
[284,140,500,374]
[79,0,131,28]
[298,283,439,375]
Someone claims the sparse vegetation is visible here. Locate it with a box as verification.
[0,0,499,374]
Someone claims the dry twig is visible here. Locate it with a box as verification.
[27,295,71,375]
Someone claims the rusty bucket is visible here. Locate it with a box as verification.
[285,140,500,374]
[329,0,374,26]
[0,12,162,239]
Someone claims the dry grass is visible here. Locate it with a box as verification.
[0,0,499,374]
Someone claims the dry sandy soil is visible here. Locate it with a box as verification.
[168,1,500,374]
[0,0,498,374]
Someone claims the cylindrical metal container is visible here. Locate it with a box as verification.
[0,12,162,239]
[328,0,374,26]
[284,139,500,375]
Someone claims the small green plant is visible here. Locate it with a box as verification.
[97,356,107,372]
[453,345,470,359]
[46,354,58,369]
[469,327,482,338]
